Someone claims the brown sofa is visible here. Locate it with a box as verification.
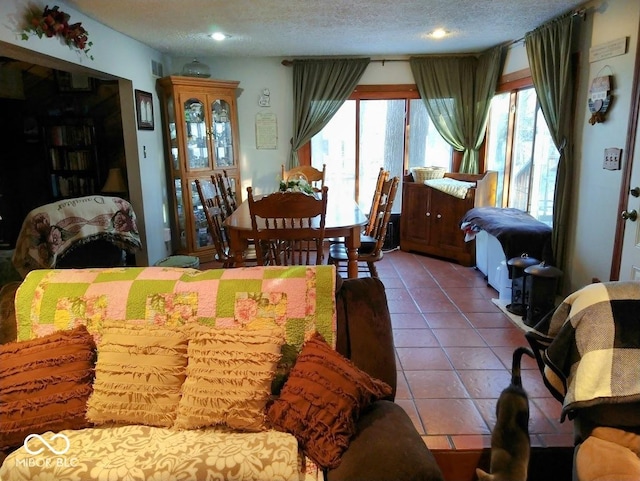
[0,269,444,481]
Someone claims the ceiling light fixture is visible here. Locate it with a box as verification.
[210,32,228,41]
[430,28,448,39]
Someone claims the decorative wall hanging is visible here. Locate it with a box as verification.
[21,5,93,59]
[135,90,154,131]
[588,73,612,125]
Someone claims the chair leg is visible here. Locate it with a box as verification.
[367,261,378,278]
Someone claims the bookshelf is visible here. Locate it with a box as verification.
[44,117,101,199]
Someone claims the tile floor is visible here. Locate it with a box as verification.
[367,249,575,452]
[203,248,576,454]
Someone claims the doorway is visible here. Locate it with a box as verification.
[0,55,125,248]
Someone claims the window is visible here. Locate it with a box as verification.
[310,86,452,214]
[486,82,559,226]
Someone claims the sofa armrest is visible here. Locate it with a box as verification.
[335,276,396,399]
[327,401,445,481]
[0,281,19,345]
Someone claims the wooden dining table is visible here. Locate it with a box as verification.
[223,192,368,278]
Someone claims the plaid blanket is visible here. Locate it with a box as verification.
[526,281,640,421]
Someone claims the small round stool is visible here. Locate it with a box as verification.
[154,255,200,269]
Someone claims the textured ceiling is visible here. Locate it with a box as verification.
[66,0,586,58]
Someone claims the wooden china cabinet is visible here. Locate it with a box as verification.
[400,171,497,266]
[157,76,241,260]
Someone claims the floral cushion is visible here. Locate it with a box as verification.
[0,425,319,481]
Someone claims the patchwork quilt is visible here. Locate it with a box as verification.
[527,281,640,420]
[15,265,336,384]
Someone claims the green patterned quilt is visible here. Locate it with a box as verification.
[16,265,336,351]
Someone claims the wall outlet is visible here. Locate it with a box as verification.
[604,147,622,170]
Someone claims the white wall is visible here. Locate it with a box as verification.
[0,0,171,265]
[565,0,640,292]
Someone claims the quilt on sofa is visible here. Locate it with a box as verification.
[0,425,316,481]
[15,265,336,350]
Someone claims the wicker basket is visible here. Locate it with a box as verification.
[411,166,446,182]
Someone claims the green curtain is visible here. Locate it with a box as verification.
[410,45,505,173]
[525,13,575,272]
[289,57,370,168]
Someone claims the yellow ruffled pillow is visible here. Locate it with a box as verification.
[86,321,188,427]
[174,325,285,431]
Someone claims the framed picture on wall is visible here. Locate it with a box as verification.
[135,89,154,130]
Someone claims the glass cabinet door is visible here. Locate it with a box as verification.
[184,98,210,170]
[211,99,234,168]
[166,94,180,171]
[190,179,214,248]
[174,177,187,249]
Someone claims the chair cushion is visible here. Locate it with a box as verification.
[266,332,392,469]
[0,325,95,450]
[575,428,640,481]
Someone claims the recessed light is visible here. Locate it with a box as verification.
[210,32,228,41]
[430,28,448,39]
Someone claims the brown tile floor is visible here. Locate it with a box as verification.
[201,247,575,459]
[368,249,575,452]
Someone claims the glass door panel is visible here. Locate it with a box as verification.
[166,94,180,170]
[530,108,559,226]
[184,98,210,170]
[174,177,187,249]
[212,99,234,168]
[408,99,452,172]
[190,179,213,248]
[358,99,404,214]
[508,88,536,211]
[486,92,511,208]
[311,100,356,202]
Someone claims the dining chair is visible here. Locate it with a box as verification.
[364,167,390,236]
[281,164,326,192]
[195,178,256,267]
[328,167,389,246]
[247,186,328,266]
[327,176,399,277]
[213,170,238,215]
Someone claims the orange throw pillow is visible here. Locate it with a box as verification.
[0,325,96,450]
[266,332,392,469]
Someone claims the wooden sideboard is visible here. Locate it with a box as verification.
[400,171,497,266]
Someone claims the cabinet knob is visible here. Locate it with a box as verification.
[426,212,431,216]
[436,214,442,219]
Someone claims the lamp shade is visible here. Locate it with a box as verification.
[102,168,128,193]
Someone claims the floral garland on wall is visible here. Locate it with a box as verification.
[21,5,93,59]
